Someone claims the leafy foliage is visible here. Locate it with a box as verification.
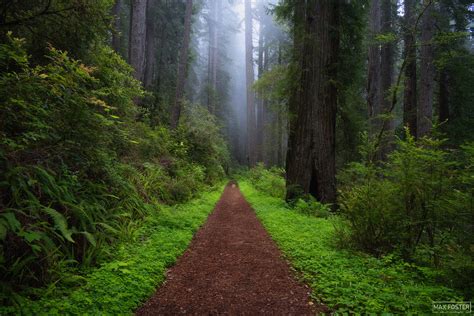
[338,130,474,297]
[0,35,229,306]
[0,185,223,315]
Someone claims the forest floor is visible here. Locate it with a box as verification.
[136,182,327,315]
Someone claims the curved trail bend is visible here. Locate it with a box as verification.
[136,183,327,315]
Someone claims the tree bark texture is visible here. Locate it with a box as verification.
[129,0,147,82]
[403,0,417,137]
[171,0,193,129]
[367,0,381,134]
[144,0,157,88]
[286,0,339,204]
[418,0,435,138]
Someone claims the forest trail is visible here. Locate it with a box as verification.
[136,182,326,315]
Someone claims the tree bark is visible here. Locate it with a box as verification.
[309,0,340,204]
[256,2,265,163]
[418,0,435,138]
[245,0,256,166]
[367,0,381,134]
[207,0,217,113]
[439,70,449,123]
[286,0,312,199]
[171,0,193,129]
[129,0,147,82]
[403,0,417,137]
[144,0,157,89]
[286,0,340,204]
[112,0,122,53]
[379,0,395,157]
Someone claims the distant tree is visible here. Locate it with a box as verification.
[403,0,417,136]
[367,0,381,136]
[129,0,147,81]
[112,0,122,53]
[171,0,193,129]
[144,0,157,88]
[245,0,256,166]
[418,0,435,137]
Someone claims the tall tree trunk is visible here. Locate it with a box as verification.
[112,0,122,53]
[129,0,147,82]
[309,0,340,204]
[379,0,395,157]
[207,0,217,113]
[286,0,340,204]
[403,0,417,136]
[245,0,256,166]
[418,0,435,138]
[286,0,312,199]
[256,4,265,163]
[144,0,157,89]
[439,69,449,123]
[367,0,381,134]
[171,0,193,129]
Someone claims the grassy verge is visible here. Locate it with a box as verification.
[238,181,461,314]
[5,184,224,315]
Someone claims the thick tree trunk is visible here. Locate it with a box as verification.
[418,0,435,138]
[403,0,417,137]
[171,0,193,129]
[309,0,340,204]
[245,0,256,166]
[112,0,122,53]
[367,0,381,134]
[129,0,147,82]
[285,1,312,199]
[144,0,157,89]
[286,0,339,204]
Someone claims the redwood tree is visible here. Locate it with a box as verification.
[129,0,147,82]
[403,0,417,136]
[171,0,193,129]
[418,0,435,138]
[286,0,340,204]
[245,0,256,166]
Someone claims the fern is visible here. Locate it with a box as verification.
[42,207,74,243]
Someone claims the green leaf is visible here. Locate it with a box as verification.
[1,213,21,231]
[42,207,74,243]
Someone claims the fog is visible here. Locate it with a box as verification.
[189,0,283,164]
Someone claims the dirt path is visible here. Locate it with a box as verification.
[136,183,326,315]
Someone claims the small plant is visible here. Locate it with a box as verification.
[293,196,332,218]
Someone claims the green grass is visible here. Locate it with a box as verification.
[238,181,462,314]
[3,184,224,315]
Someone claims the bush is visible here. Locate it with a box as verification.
[247,163,286,198]
[293,197,332,218]
[0,35,230,306]
[338,130,474,297]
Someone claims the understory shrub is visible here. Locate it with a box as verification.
[247,163,286,198]
[338,131,474,297]
[0,35,230,307]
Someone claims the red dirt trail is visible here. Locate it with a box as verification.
[136,183,327,315]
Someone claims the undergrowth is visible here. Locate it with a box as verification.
[239,180,463,314]
[0,185,223,315]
